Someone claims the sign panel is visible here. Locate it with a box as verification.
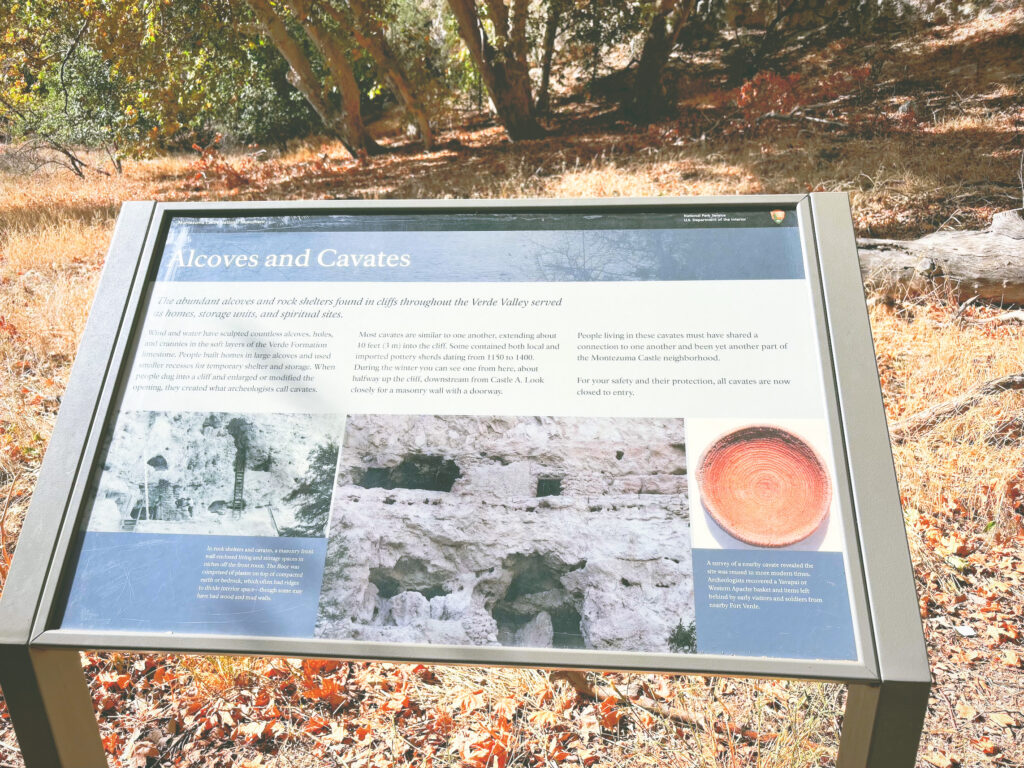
[58,207,860,663]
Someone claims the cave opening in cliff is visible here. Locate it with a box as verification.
[146,455,168,470]
[357,454,461,492]
[369,558,450,600]
[253,451,273,472]
[550,605,585,648]
[491,553,585,648]
[536,476,562,497]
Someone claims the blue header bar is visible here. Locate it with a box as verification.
[157,211,805,283]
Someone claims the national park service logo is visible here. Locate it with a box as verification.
[770,209,786,224]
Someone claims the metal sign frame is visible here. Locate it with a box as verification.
[0,194,930,767]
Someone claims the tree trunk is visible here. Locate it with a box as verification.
[325,0,435,150]
[286,0,382,155]
[245,0,375,157]
[536,2,561,113]
[858,210,1024,305]
[447,0,543,141]
[626,1,695,124]
[245,0,348,150]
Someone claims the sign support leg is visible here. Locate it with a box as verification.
[0,645,107,768]
[837,681,930,768]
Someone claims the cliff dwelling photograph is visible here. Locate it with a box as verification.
[316,414,696,654]
[84,410,342,538]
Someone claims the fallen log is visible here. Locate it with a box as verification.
[889,372,1024,443]
[961,310,1024,325]
[858,209,1024,305]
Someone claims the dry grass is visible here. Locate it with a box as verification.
[874,298,1024,530]
[870,293,1024,768]
[138,123,1019,237]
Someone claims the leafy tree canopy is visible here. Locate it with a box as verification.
[1,0,947,167]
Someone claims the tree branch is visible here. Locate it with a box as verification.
[484,0,510,41]
[890,373,1024,443]
[60,20,90,114]
[321,0,434,149]
[509,0,530,60]
[286,0,378,153]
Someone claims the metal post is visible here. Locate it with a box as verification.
[838,680,931,768]
[0,202,155,768]
[0,646,107,767]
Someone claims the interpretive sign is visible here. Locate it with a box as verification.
[0,196,930,768]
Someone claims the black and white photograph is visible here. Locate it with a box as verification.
[84,411,343,538]
[316,414,695,653]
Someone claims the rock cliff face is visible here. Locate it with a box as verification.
[316,415,695,653]
[86,411,341,537]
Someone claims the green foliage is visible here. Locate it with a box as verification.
[5,40,116,146]
[210,42,319,149]
[364,0,484,114]
[1,5,123,171]
[388,0,461,110]
[668,619,697,654]
[280,441,339,538]
[2,0,326,160]
[2,3,203,161]
[0,0,1004,163]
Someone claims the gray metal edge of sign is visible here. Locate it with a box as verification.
[23,202,169,643]
[0,201,157,648]
[793,198,878,680]
[14,194,894,685]
[809,193,930,688]
[136,194,814,214]
[30,628,875,683]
